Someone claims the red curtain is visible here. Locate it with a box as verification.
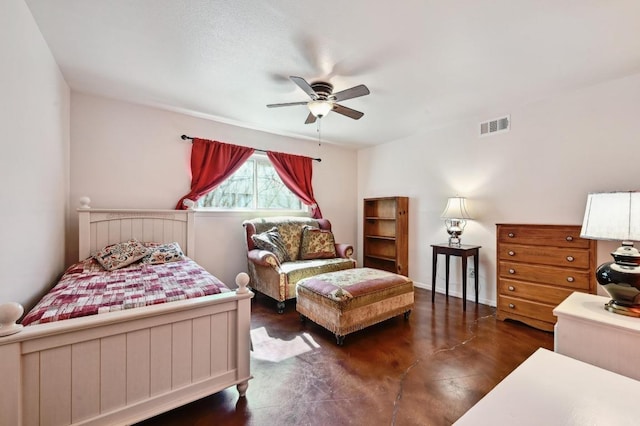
[267,151,322,218]
[175,138,255,210]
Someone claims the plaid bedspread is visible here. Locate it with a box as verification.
[22,257,230,326]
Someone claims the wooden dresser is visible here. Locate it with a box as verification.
[496,224,597,332]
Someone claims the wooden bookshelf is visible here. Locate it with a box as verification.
[363,197,409,276]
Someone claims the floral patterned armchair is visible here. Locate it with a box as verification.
[243,217,356,313]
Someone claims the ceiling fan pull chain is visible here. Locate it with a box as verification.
[317,119,322,148]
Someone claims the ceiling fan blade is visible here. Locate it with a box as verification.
[290,76,318,100]
[305,112,317,124]
[332,84,370,102]
[267,101,309,108]
[333,104,364,120]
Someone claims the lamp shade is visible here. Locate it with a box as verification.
[580,191,640,241]
[441,197,472,219]
[308,100,333,118]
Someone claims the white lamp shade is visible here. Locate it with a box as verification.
[581,191,640,241]
[308,100,333,117]
[441,197,472,219]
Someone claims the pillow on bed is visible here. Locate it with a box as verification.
[93,239,149,271]
[299,225,337,260]
[64,257,105,275]
[251,227,290,263]
[141,242,186,265]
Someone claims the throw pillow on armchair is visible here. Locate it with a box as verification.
[299,225,337,260]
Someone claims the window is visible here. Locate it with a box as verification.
[198,154,304,211]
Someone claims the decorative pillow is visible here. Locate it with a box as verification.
[63,258,101,275]
[251,227,290,263]
[141,242,186,265]
[93,239,149,271]
[299,225,337,260]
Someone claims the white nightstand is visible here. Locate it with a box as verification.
[554,291,640,381]
[455,348,640,425]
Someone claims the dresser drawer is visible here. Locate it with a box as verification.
[498,295,556,324]
[496,224,596,331]
[498,225,590,248]
[499,261,591,290]
[498,278,575,306]
[498,243,590,269]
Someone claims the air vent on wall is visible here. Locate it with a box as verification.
[479,114,510,137]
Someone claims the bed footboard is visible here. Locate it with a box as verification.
[0,279,253,426]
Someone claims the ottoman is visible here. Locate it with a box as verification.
[296,268,414,345]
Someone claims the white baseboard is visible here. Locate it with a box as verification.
[412,280,496,307]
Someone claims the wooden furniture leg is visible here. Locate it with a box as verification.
[462,255,468,311]
[432,246,438,302]
[445,254,451,298]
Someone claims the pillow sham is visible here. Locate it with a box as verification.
[299,225,337,260]
[63,258,100,275]
[251,227,290,263]
[141,242,186,265]
[93,239,149,271]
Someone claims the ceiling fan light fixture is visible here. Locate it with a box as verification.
[308,100,333,118]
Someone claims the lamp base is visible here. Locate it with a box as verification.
[604,300,640,318]
[445,218,466,248]
[596,243,640,316]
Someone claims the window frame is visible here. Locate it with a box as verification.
[195,153,308,213]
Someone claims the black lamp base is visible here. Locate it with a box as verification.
[596,242,640,316]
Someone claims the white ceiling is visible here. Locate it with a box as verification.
[25,0,640,147]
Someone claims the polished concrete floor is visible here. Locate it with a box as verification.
[138,288,554,426]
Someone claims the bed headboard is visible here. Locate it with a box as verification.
[78,208,195,260]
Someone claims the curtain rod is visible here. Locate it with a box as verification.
[180,135,321,162]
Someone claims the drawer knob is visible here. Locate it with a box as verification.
[566,256,575,262]
[566,236,574,241]
[509,303,515,309]
[508,250,515,256]
[508,286,515,291]
[508,269,516,274]
[567,276,575,282]
[508,232,515,238]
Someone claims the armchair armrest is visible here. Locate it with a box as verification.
[335,243,354,258]
[247,249,280,267]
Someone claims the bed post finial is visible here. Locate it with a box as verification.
[79,196,91,209]
[0,302,24,336]
[182,199,196,210]
[235,272,250,294]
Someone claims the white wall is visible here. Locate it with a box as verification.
[358,73,640,305]
[0,0,70,309]
[70,93,358,287]
[7,0,635,310]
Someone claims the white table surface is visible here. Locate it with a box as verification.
[554,291,640,333]
[454,347,640,425]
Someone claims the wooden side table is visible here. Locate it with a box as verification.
[431,243,481,310]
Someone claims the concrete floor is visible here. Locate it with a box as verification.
[138,288,554,426]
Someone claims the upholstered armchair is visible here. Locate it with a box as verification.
[243,217,356,313]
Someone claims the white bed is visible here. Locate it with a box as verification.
[0,206,253,426]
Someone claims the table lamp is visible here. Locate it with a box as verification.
[441,196,472,247]
[580,191,640,316]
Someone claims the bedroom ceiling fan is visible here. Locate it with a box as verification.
[267,76,370,124]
